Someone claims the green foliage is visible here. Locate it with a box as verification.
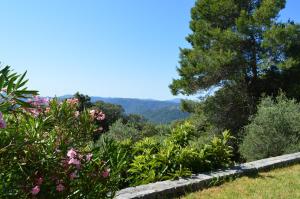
[240,94,300,161]
[170,0,300,151]
[124,114,148,130]
[74,92,92,111]
[95,137,133,189]
[170,0,299,96]
[128,122,234,186]
[167,121,195,147]
[106,117,168,142]
[0,68,119,198]
[105,119,141,142]
[141,105,189,124]
[202,131,234,169]
[92,100,125,131]
[0,66,38,112]
[203,84,252,135]
[0,65,236,197]
[1,99,119,198]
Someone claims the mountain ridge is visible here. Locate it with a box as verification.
[57,95,189,123]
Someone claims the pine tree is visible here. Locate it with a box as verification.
[170,0,300,103]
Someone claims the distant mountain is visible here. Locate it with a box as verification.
[59,95,189,123]
[139,105,189,124]
[89,97,189,123]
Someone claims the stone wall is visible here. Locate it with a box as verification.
[115,152,300,199]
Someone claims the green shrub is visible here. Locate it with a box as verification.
[240,94,300,161]
[0,67,119,198]
[0,66,235,197]
[128,122,233,186]
[106,118,168,142]
[94,137,133,189]
[105,119,141,142]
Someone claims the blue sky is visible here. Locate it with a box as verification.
[0,0,299,100]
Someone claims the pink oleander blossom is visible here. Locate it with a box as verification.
[66,98,79,106]
[0,112,6,129]
[31,185,40,195]
[29,96,49,107]
[96,111,105,121]
[56,184,65,192]
[30,108,41,117]
[69,172,78,180]
[90,109,106,121]
[86,153,93,161]
[67,148,77,158]
[36,177,43,185]
[68,158,81,166]
[102,168,110,178]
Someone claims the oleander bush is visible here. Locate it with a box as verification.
[0,67,118,198]
[0,66,235,198]
[240,94,300,161]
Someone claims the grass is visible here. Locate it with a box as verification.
[181,164,300,199]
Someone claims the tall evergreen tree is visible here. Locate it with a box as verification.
[170,0,300,104]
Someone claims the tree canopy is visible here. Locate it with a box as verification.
[170,0,300,102]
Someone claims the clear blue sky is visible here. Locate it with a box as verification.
[0,0,299,100]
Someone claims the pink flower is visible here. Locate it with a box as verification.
[36,177,43,185]
[68,158,81,166]
[67,148,77,158]
[25,108,41,117]
[66,98,79,106]
[56,184,65,192]
[86,153,93,161]
[96,112,105,121]
[31,185,40,195]
[74,111,80,117]
[102,168,110,178]
[90,110,106,121]
[29,96,49,107]
[0,112,6,129]
[0,119,6,128]
[69,172,78,180]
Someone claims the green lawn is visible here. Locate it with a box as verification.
[181,164,300,199]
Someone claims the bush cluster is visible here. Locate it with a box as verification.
[0,67,235,198]
[94,122,234,188]
[240,94,300,161]
[103,122,233,187]
[0,67,118,198]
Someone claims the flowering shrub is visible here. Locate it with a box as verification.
[0,67,117,198]
[0,66,235,198]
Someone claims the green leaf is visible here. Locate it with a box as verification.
[14,90,39,96]
[0,75,5,90]
[14,98,32,108]
[15,71,27,89]
[6,76,18,94]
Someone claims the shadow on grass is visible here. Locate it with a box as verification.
[246,173,275,179]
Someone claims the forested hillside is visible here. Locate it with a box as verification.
[59,95,189,123]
